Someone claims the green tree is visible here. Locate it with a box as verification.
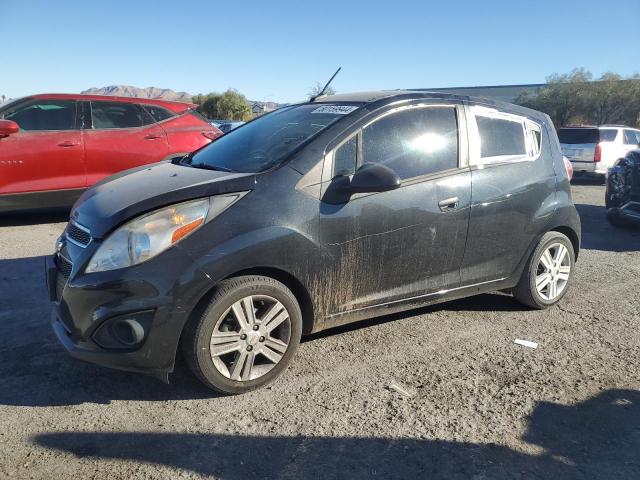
[191,89,252,121]
[515,69,640,128]
[515,68,592,127]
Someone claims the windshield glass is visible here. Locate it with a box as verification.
[0,97,30,118]
[188,104,359,173]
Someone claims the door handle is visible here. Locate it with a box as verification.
[438,196,460,212]
[144,134,162,140]
[57,141,79,147]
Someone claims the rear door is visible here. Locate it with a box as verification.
[0,98,85,194]
[318,103,471,316]
[460,105,555,285]
[83,101,169,185]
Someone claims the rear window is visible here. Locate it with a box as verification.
[558,128,599,144]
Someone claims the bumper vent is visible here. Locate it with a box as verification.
[55,254,73,302]
[66,222,91,247]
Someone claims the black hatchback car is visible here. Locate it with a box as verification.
[47,91,581,394]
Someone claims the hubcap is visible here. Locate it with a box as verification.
[535,242,571,301]
[210,295,291,381]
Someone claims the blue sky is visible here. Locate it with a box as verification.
[2,0,639,103]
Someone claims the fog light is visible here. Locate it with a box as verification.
[112,319,146,346]
[92,310,154,350]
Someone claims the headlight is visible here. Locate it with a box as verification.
[86,193,245,273]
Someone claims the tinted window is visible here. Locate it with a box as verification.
[623,130,640,145]
[2,99,76,131]
[333,136,358,176]
[476,116,525,157]
[189,104,358,173]
[600,129,618,142]
[91,102,150,129]
[362,107,458,179]
[143,105,175,123]
[557,128,599,144]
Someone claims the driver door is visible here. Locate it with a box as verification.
[318,104,471,317]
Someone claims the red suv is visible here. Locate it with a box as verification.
[0,94,221,212]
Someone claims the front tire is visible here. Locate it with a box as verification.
[182,275,302,394]
[513,232,575,309]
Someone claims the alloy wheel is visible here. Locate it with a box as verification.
[209,295,291,381]
[535,242,571,301]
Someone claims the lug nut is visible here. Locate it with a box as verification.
[259,336,265,342]
[246,345,253,351]
[240,334,247,340]
[253,325,259,331]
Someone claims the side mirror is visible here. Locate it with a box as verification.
[349,163,401,193]
[0,120,19,137]
[322,162,401,204]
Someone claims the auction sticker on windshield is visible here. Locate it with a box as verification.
[311,105,359,115]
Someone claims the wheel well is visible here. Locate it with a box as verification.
[223,267,316,335]
[551,226,580,260]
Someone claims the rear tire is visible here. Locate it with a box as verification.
[182,275,302,394]
[513,232,575,309]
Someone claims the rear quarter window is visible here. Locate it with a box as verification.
[143,105,175,123]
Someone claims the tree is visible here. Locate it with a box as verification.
[308,82,336,99]
[515,69,640,128]
[515,68,592,127]
[191,89,252,121]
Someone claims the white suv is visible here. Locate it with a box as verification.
[558,125,640,178]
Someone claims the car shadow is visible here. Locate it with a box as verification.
[571,175,606,186]
[575,203,640,252]
[0,208,69,227]
[32,388,640,479]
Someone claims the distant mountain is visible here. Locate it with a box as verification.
[80,85,283,113]
[80,85,193,103]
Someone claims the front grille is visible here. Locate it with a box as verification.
[66,222,91,247]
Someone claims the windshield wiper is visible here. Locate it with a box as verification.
[190,162,235,173]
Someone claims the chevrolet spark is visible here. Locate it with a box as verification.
[47,91,581,394]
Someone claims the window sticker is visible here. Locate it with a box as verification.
[311,105,359,115]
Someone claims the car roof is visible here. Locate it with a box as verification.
[311,89,544,119]
[28,93,196,113]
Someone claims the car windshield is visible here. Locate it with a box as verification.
[187,104,359,173]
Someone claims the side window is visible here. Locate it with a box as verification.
[333,135,358,176]
[476,116,525,157]
[91,102,149,129]
[3,100,76,131]
[470,106,541,165]
[623,129,640,145]
[361,106,459,180]
[143,105,175,123]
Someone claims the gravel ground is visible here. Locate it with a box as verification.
[1,182,639,479]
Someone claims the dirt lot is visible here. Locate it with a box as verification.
[1,182,639,479]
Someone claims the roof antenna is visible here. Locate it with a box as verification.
[310,67,341,102]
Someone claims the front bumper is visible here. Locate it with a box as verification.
[46,243,213,379]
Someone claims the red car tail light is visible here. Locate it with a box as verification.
[594,143,602,163]
[563,156,574,181]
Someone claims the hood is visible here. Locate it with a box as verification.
[71,162,256,238]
